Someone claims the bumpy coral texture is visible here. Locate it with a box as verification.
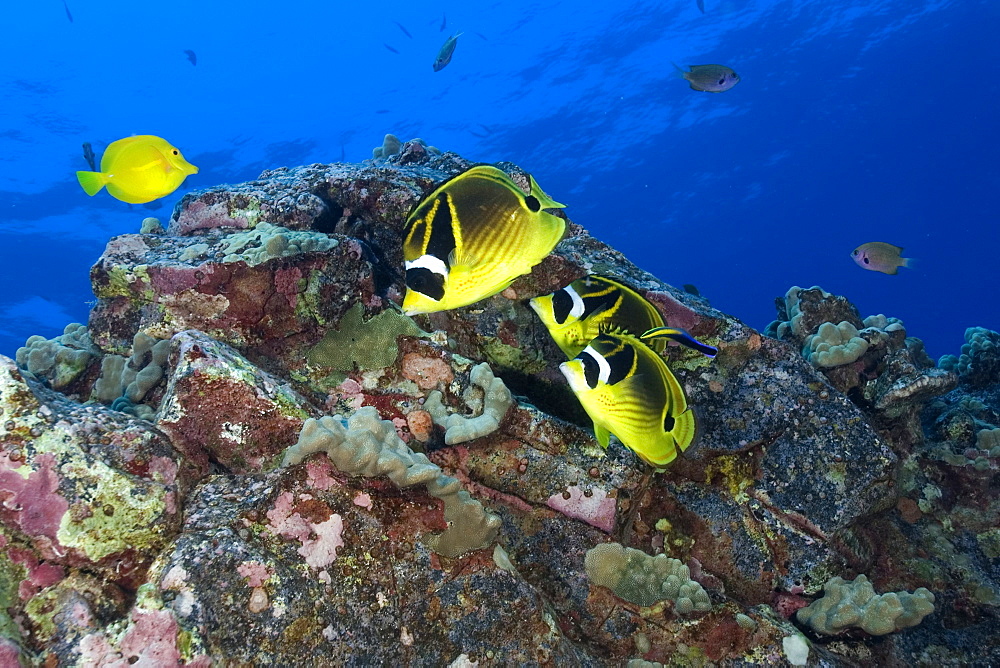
[16,323,98,391]
[585,543,711,613]
[281,406,500,558]
[939,326,1000,388]
[796,574,935,635]
[424,362,513,445]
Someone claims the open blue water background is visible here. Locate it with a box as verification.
[1,0,996,360]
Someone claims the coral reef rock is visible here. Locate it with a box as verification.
[3,152,998,665]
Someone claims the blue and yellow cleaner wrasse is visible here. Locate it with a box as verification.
[560,332,696,470]
[530,274,718,358]
[76,135,198,204]
[402,164,566,315]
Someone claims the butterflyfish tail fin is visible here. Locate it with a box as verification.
[594,424,612,449]
[641,326,718,358]
[76,171,108,196]
[669,408,697,454]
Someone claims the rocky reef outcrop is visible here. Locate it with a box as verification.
[3,144,998,665]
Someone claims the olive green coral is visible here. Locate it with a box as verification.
[281,406,501,558]
[803,321,869,368]
[16,323,98,390]
[307,303,427,377]
[424,362,513,445]
[221,222,338,266]
[796,574,935,635]
[584,542,711,613]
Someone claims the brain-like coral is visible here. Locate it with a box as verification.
[424,362,513,445]
[585,542,711,613]
[795,574,935,635]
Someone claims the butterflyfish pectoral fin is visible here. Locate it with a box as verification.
[641,326,717,358]
[76,171,108,196]
[594,424,612,449]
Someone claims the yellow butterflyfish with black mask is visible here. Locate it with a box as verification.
[530,274,718,359]
[76,135,198,204]
[560,331,697,470]
[402,164,566,315]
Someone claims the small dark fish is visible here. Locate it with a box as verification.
[673,63,740,93]
[474,32,489,41]
[384,43,400,54]
[440,13,447,32]
[82,142,96,171]
[469,130,489,138]
[682,283,700,297]
[62,0,73,22]
[184,50,197,65]
[393,21,412,38]
[479,124,494,134]
[434,32,462,71]
[375,109,390,114]
[339,145,346,162]
[696,0,705,13]
[851,242,911,275]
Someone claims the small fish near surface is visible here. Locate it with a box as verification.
[81,142,96,171]
[696,0,706,13]
[402,164,566,315]
[673,63,740,92]
[184,49,197,65]
[560,332,697,470]
[76,135,198,204]
[433,32,462,71]
[851,242,911,275]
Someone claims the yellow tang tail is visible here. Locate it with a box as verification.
[76,170,108,196]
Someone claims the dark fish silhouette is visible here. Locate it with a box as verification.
[474,32,489,41]
[384,43,400,54]
[696,0,705,13]
[673,63,740,92]
[440,13,447,32]
[433,32,462,71]
[393,21,412,38]
[184,50,197,65]
[82,142,96,171]
[682,284,701,297]
[62,0,73,23]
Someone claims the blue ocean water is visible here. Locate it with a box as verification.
[1,0,996,360]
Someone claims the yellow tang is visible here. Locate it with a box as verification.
[530,274,718,359]
[76,135,198,204]
[560,332,696,470]
[402,164,566,315]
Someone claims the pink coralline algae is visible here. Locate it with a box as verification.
[9,546,65,600]
[273,266,303,309]
[401,353,454,390]
[0,451,69,545]
[266,491,345,569]
[546,485,616,533]
[237,561,275,588]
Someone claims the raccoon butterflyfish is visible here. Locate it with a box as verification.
[641,327,718,358]
[559,332,696,470]
[530,274,718,359]
[76,135,198,204]
[402,164,566,315]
